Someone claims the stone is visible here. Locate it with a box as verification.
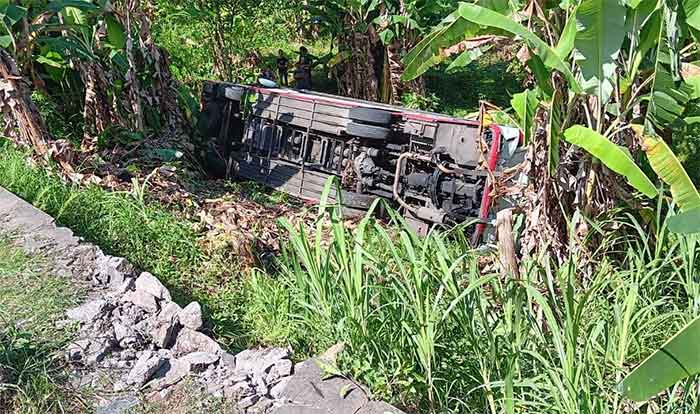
[94,254,134,287]
[319,342,345,364]
[180,351,219,372]
[126,352,165,386]
[271,359,369,413]
[224,381,255,399]
[95,395,140,414]
[67,339,91,361]
[179,302,203,331]
[116,278,135,295]
[252,374,268,396]
[66,299,108,323]
[113,321,133,344]
[235,347,290,376]
[122,290,159,312]
[147,358,190,391]
[159,302,182,322]
[86,338,114,365]
[224,373,250,386]
[248,397,274,413]
[238,394,260,409]
[112,380,128,392]
[134,272,171,301]
[119,304,147,326]
[355,401,406,414]
[269,376,291,399]
[148,313,179,349]
[266,359,293,384]
[220,352,237,368]
[172,328,221,356]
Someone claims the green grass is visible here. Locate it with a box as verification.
[425,56,526,117]
[0,140,248,350]
[0,238,87,413]
[244,197,700,413]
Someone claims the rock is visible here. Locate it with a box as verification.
[148,309,179,349]
[95,395,140,414]
[266,359,293,384]
[179,302,203,331]
[86,338,114,365]
[224,381,255,399]
[356,401,406,414]
[159,302,182,322]
[224,373,250,386]
[147,358,190,391]
[252,374,268,396]
[319,342,345,364]
[269,376,291,399]
[181,351,219,372]
[238,394,260,409]
[220,352,236,368]
[119,303,147,326]
[134,272,171,301]
[66,299,108,323]
[248,397,273,413]
[172,328,221,356]
[126,352,165,386]
[113,321,133,344]
[112,380,128,392]
[235,348,290,376]
[270,359,369,413]
[94,254,134,287]
[116,278,135,295]
[122,290,159,312]
[67,339,91,361]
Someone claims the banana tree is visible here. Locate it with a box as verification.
[1,0,187,163]
[402,0,700,258]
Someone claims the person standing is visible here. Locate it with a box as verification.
[276,50,289,87]
[294,46,313,90]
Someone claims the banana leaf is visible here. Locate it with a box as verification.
[620,316,700,401]
[645,6,692,133]
[667,209,700,234]
[643,135,700,211]
[575,0,627,104]
[455,3,581,92]
[564,126,658,198]
[401,7,479,81]
[554,6,578,58]
[511,89,539,144]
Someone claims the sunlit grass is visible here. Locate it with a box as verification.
[245,193,700,413]
[0,238,87,413]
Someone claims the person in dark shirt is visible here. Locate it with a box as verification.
[276,50,289,86]
[294,46,313,90]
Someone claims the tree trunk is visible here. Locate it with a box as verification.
[0,49,74,173]
[123,0,145,132]
[497,208,520,279]
[79,61,114,151]
[336,27,381,101]
[0,49,49,155]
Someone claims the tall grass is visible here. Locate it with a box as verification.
[246,193,700,413]
[0,141,248,348]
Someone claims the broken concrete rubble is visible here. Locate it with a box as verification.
[179,301,203,331]
[134,272,172,301]
[1,187,405,414]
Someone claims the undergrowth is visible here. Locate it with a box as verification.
[0,238,86,413]
[0,140,248,350]
[244,197,700,413]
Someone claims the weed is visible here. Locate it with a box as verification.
[0,140,248,350]
[0,238,87,413]
[245,195,699,413]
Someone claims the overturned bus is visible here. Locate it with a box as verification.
[197,82,524,241]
